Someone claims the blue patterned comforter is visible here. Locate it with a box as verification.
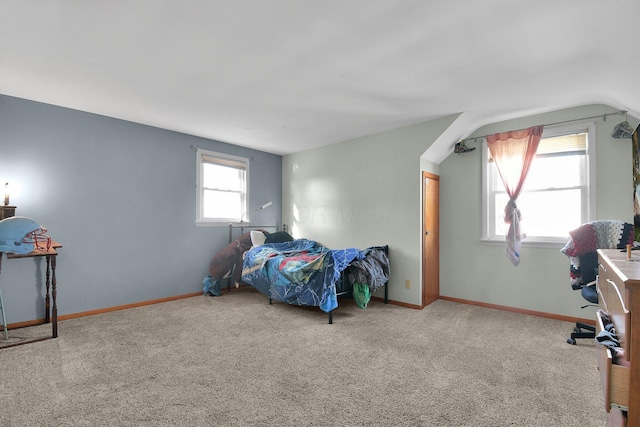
[241,239,365,312]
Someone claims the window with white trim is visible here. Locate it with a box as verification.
[196,149,249,225]
[482,122,595,244]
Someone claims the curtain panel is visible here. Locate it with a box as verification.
[487,125,544,266]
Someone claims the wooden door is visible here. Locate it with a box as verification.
[422,171,439,307]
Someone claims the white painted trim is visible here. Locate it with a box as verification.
[195,148,250,226]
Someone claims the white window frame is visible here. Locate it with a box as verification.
[482,121,596,246]
[196,148,249,226]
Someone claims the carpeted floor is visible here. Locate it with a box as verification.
[0,288,606,426]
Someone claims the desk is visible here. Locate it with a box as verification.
[597,249,640,426]
[0,240,62,348]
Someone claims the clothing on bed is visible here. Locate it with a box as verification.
[264,231,294,244]
[346,246,389,308]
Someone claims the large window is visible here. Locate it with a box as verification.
[482,122,595,244]
[196,149,249,225]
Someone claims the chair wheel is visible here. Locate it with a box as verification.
[573,327,581,333]
[567,338,576,345]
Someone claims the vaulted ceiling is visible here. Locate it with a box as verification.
[2,1,639,161]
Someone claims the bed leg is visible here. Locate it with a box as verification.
[269,297,272,305]
[328,311,333,324]
[384,282,389,304]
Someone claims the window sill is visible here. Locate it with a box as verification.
[195,220,239,227]
[480,237,567,249]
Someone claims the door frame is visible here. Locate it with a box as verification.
[422,171,440,307]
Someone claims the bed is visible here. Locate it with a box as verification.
[241,236,389,323]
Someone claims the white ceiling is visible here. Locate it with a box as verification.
[2,1,639,161]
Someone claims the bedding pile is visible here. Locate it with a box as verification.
[241,239,388,313]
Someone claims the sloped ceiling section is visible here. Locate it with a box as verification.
[1,1,639,160]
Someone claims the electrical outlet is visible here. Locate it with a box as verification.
[405,279,411,289]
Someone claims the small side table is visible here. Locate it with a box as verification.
[0,240,62,348]
[0,205,16,220]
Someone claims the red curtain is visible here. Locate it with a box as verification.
[487,125,543,266]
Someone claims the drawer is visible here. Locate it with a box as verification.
[597,273,632,363]
[596,310,630,412]
[598,263,613,312]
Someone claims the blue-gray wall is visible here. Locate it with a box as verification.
[0,95,282,324]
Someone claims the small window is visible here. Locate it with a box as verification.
[196,149,249,225]
[482,122,595,244]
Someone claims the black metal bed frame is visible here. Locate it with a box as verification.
[269,244,390,324]
[226,223,285,293]
[226,224,390,324]
[331,245,389,324]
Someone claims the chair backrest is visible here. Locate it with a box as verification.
[561,220,634,288]
[576,252,599,285]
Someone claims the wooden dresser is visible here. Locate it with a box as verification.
[597,249,640,427]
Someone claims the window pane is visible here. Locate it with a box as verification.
[494,189,582,237]
[203,163,244,191]
[522,155,583,190]
[203,190,242,219]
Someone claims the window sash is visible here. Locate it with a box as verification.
[201,154,246,170]
[196,149,249,224]
[482,122,595,243]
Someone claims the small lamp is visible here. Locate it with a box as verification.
[240,201,272,223]
[1,182,16,220]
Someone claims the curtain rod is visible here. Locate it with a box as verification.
[461,109,627,144]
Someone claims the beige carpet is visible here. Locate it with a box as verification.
[0,288,606,426]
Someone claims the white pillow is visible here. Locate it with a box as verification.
[250,230,267,247]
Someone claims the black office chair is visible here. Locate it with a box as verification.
[561,221,634,345]
[566,252,599,345]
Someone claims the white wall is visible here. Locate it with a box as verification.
[439,104,637,318]
[283,114,458,306]
[284,103,638,319]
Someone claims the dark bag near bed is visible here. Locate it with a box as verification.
[203,232,256,296]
